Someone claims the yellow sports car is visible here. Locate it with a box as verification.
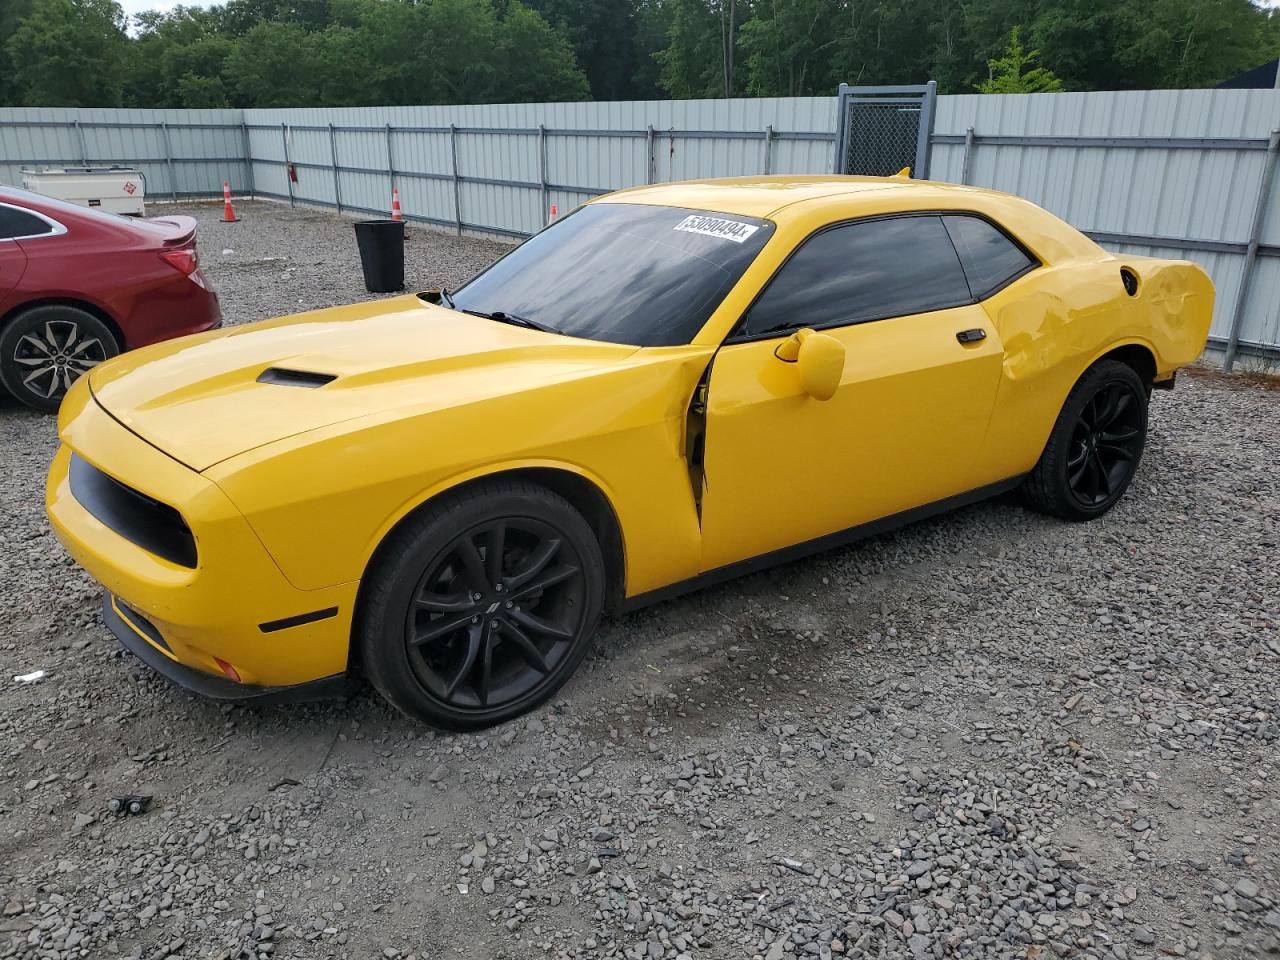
[46,176,1212,728]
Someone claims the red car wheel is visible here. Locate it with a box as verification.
[0,304,119,413]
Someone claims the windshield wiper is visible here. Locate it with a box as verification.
[461,308,560,335]
[438,287,456,309]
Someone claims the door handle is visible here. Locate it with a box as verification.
[956,328,987,344]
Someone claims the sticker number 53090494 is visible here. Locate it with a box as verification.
[673,214,759,243]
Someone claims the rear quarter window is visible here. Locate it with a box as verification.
[0,205,55,241]
[943,215,1037,299]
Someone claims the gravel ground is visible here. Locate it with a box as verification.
[2,200,1279,960]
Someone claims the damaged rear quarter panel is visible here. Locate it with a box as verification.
[972,255,1213,485]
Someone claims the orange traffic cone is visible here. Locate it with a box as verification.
[547,203,558,225]
[391,187,403,222]
[220,181,239,223]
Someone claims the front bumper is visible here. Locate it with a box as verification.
[47,381,359,692]
[104,594,347,703]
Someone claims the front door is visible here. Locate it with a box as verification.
[698,213,1009,572]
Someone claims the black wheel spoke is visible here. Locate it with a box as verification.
[442,624,483,699]
[476,623,497,706]
[1091,449,1112,496]
[1102,391,1130,427]
[416,591,473,614]
[485,522,506,585]
[506,537,560,590]
[412,609,476,646]
[509,605,574,642]
[1068,451,1090,488]
[1100,426,1138,444]
[455,535,489,592]
[499,620,550,673]
[1098,442,1133,462]
[511,563,579,601]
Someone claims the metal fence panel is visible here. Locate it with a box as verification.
[2,91,1278,358]
[0,106,245,198]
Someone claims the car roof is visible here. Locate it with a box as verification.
[595,175,1100,262]
[594,175,1013,219]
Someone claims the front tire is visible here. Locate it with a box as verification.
[1024,359,1148,521]
[358,480,606,730]
[0,305,119,412]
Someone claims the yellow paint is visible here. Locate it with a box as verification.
[46,175,1213,691]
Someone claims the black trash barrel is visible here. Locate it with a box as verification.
[353,219,405,293]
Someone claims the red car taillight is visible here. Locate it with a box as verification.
[161,247,199,275]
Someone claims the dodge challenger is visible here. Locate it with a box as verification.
[46,176,1213,729]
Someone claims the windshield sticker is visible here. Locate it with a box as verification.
[673,215,759,243]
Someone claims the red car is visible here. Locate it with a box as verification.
[0,186,221,411]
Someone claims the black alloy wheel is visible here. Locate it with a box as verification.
[0,305,119,412]
[360,481,605,729]
[1024,358,1149,521]
[406,519,586,710]
[1065,380,1145,508]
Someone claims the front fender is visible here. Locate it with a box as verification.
[205,347,714,597]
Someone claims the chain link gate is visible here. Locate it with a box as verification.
[833,82,937,178]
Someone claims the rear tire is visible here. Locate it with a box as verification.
[1024,359,1148,521]
[0,305,119,413]
[358,480,605,730]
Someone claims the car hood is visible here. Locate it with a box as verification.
[89,295,640,472]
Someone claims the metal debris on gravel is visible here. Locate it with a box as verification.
[1,200,1277,960]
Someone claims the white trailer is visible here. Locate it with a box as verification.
[21,166,147,216]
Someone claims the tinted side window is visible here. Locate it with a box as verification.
[0,205,54,240]
[740,215,971,337]
[943,215,1035,299]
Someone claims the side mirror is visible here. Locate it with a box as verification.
[774,328,845,401]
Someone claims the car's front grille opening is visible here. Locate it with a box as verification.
[69,455,197,568]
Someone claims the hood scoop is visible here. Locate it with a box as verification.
[256,367,337,388]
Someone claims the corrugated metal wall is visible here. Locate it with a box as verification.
[0,106,248,199]
[3,91,1278,353]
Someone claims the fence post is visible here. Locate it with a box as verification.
[762,124,774,175]
[449,123,462,236]
[385,123,395,213]
[73,120,88,165]
[645,124,656,184]
[1224,128,1280,372]
[281,123,294,209]
[160,122,177,201]
[538,124,549,226]
[241,122,255,199]
[328,123,342,215]
[959,127,975,185]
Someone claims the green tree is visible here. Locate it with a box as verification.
[177,73,232,107]
[523,0,640,100]
[738,0,840,96]
[656,0,726,97]
[0,0,37,106]
[496,2,590,102]
[977,25,1064,93]
[127,6,233,107]
[6,0,131,106]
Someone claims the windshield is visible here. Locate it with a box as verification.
[451,202,775,346]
